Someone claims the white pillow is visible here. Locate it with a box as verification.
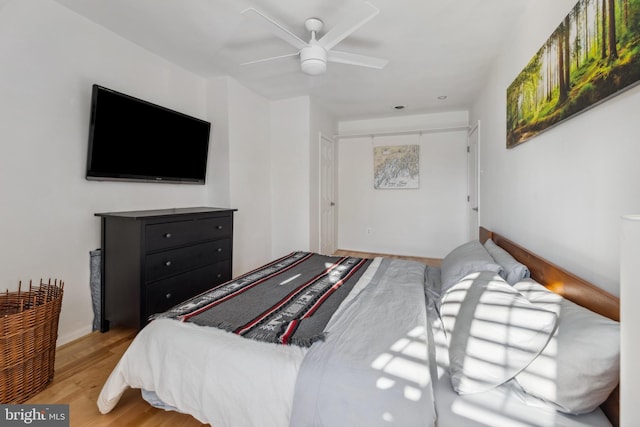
[439,240,503,294]
[440,272,557,394]
[513,279,620,414]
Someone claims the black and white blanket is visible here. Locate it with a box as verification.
[152,251,371,347]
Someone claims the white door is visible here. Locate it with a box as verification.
[319,134,336,254]
[467,121,480,239]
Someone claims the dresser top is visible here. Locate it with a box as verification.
[95,207,236,220]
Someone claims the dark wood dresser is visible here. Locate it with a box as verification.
[95,207,237,331]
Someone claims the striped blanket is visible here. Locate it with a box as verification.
[152,252,372,347]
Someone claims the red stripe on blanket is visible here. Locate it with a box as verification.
[280,320,299,345]
[233,257,350,336]
[301,258,369,319]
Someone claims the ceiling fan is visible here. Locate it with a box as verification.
[241,1,388,76]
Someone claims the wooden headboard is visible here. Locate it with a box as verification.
[479,227,620,426]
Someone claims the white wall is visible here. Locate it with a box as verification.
[225,78,273,275]
[206,84,337,274]
[268,97,338,258]
[470,0,640,297]
[0,0,214,345]
[270,97,311,257]
[337,112,469,258]
[205,77,232,208]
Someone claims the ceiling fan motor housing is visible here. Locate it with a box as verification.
[300,44,327,76]
[300,43,327,75]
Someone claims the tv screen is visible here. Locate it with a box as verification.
[86,84,211,184]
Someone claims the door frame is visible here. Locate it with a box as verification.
[467,120,480,239]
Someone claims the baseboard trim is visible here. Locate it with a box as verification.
[57,324,93,347]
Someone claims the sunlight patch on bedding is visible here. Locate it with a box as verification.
[372,351,430,387]
[384,358,430,386]
[515,334,558,398]
[372,325,431,396]
[324,261,351,283]
[376,377,395,390]
[451,399,552,427]
[390,338,410,352]
[406,325,426,338]
[372,353,394,370]
[403,385,422,401]
[464,337,537,368]
[389,337,428,361]
[400,342,428,361]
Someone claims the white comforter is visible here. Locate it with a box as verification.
[97,256,611,427]
[97,257,437,427]
[97,318,307,426]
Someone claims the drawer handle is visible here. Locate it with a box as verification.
[165,293,172,299]
[165,261,172,267]
[216,225,223,230]
[164,233,172,239]
[217,248,223,252]
[216,273,222,278]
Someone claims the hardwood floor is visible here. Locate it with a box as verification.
[24,327,205,426]
[23,250,441,426]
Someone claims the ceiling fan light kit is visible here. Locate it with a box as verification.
[241,1,388,76]
[300,44,327,75]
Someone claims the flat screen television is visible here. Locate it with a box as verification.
[86,84,211,184]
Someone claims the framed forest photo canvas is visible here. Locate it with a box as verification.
[507,0,640,148]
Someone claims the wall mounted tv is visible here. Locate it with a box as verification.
[86,84,211,184]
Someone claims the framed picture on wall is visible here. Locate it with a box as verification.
[373,145,419,189]
[506,0,640,148]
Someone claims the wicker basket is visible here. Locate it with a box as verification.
[0,279,64,403]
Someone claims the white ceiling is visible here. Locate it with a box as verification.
[53,0,530,120]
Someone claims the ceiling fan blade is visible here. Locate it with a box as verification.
[242,8,308,50]
[240,52,299,66]
[327,50,388,69]
[317,1,379,51]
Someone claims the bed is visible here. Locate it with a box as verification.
[97,227,620,427]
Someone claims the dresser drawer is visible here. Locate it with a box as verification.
[145,216,232,251]
[146,260,231,318]
[145,238,231,282]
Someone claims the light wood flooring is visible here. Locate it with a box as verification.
[23,250,441,426]
[25,327,205,426]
